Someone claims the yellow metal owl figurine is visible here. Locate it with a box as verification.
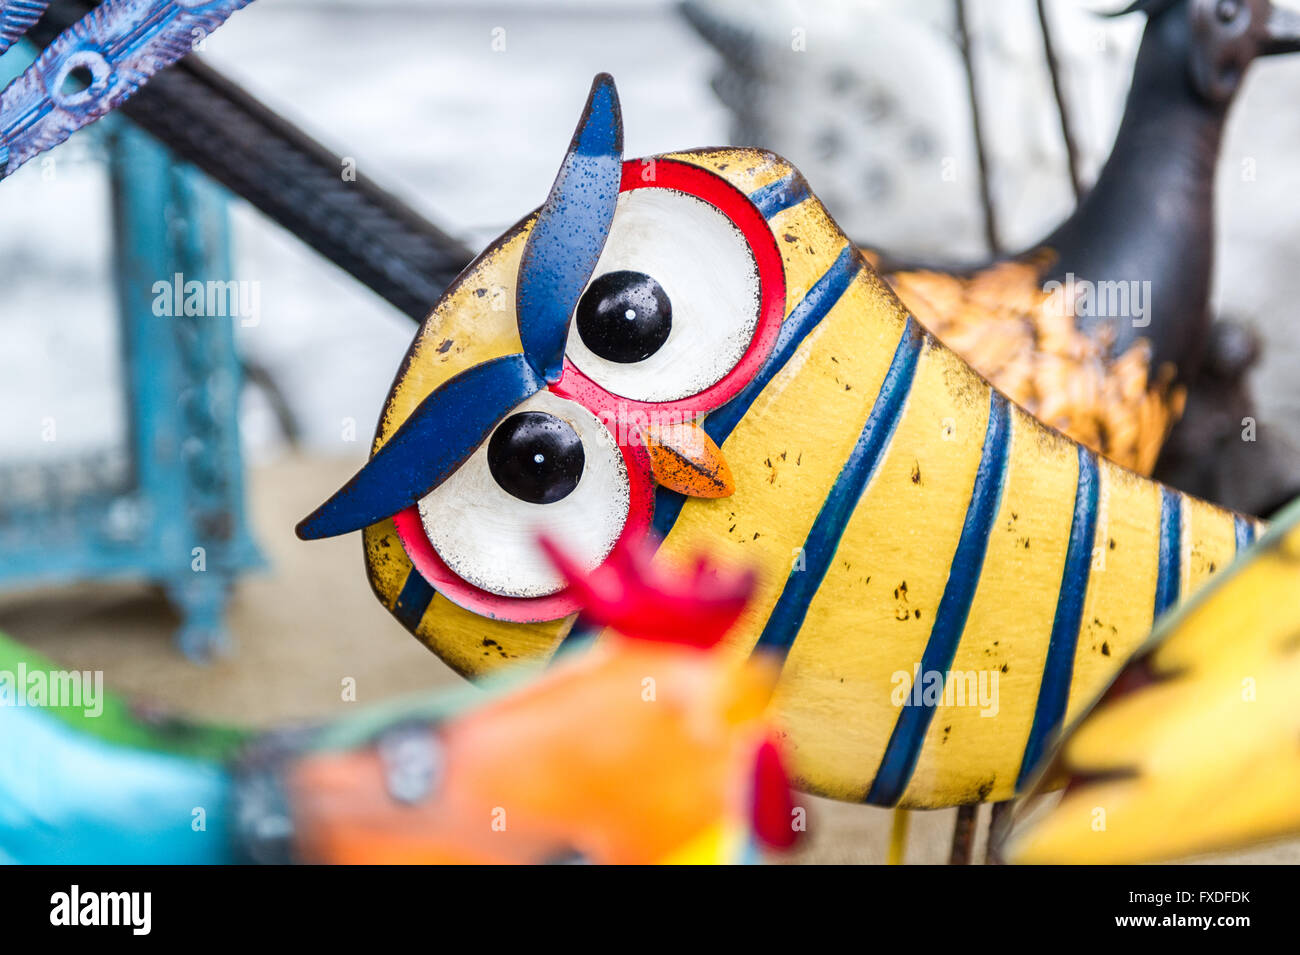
[298,75,1264,810]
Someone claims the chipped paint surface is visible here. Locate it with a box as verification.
[645,422,734,498]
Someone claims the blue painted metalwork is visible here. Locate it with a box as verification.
[296,354,544,541]
[113,121,262,656]
[392,567,436,633]
[0,1,49,56]
[746,170,810,219]
[1234,512,1255,555]
[1016,446,1101,789]
[0,0,255,177]
[751,319,924,661]
[0,37,261,658]
[866,391,1012,806]
[516,72,623,383]
[1154,485,1183,617]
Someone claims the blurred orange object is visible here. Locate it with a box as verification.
[283,536,797,864]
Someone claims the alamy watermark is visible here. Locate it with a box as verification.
[891,664,999,717]
[152,272,261,327]
[0,663,103,717]
[1043,272,1151,328]
[50,885,150,935]
[594,403,705,448]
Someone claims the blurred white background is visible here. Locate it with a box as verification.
[3,0,1299,502]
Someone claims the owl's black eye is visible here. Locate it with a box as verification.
[575,270,672,364]
[487,411,584,504]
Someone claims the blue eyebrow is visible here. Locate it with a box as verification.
[516,73,624,383]
[296,354,544,540]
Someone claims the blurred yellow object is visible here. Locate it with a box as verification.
[1004,499,1300,864]
[887,809,910,865]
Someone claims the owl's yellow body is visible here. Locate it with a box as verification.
[362,149,1262,809]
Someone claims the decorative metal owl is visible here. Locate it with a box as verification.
[299,75,1264,810]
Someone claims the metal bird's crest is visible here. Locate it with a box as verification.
[296,74,624,541]
[517,72,623,383]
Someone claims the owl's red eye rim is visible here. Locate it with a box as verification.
[550,158,786,421]
[390,437,656,623]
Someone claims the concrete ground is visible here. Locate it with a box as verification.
[2,453,1295,865]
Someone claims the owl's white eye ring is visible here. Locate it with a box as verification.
[390,391,656,621]
[419,391,625,598]
[553,159,786,422]
[564,187,760,403]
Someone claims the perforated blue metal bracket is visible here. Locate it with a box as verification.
[0,0,255,176]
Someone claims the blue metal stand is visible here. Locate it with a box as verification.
[0,109,261,659]
[110,121,262,657]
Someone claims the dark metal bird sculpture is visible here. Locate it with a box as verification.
[1041,0,1300,362]
[892,0,1300,482]
[688,0,1300,489]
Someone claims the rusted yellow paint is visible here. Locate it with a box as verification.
[765,197,852,310]
[375,221,529,441]
[902,412,1077,805]
[1153,540,1296,680]
[1182,495,1238,595]
[357,146,1263,809]
[363,517,566,675]
[659,270,908,658]
[760,340,990,802]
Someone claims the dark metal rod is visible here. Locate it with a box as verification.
[985,800,1012,864]
[1036,0,1084,202]
[954,0,1000,256]
[949,802,979,865]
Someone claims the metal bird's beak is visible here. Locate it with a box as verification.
[1262,2,1300,54]
[642,421,734,499]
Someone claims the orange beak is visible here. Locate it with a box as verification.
[643,421,735,499]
